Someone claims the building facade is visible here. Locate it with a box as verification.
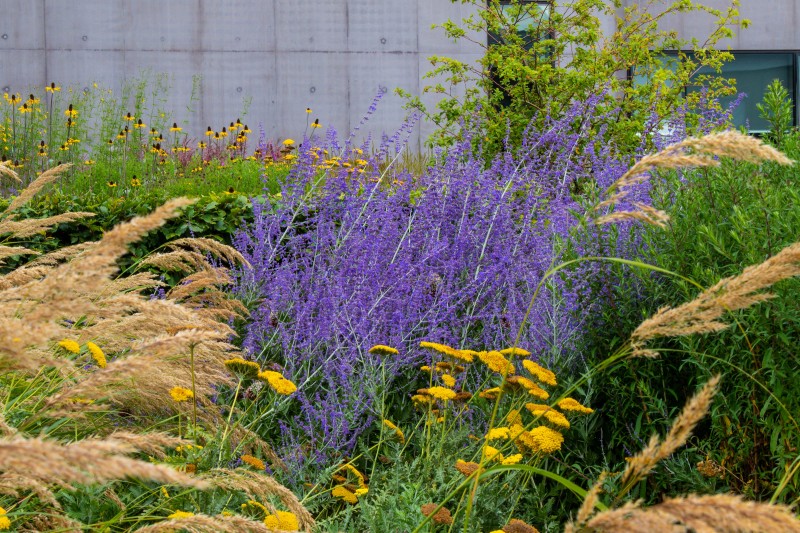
[0,1,795,150]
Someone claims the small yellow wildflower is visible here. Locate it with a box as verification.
[483,445,504,463]
[257,370,297,395]
[478,387,502,400]
[440,374,456,388]
[263,510,299,531]
[383,419,405,443]
[485,427,510,440]
[46,82,61,93]
[525,403,570,428]
[518,426,564,454]
[224,357,261,379]
[240,454,266,470]
[243,500,270,516]
[124,112,134,121]
[500,346,531,357]
[0,506,9,531]
[311,119,322,128]
[426,386,457,401]
[332,485,358,504]
[58,339,80,354]
[522,359,557,386]
[284,153,297,161]
[476,350,515,374]
[167,510,194,519]
[340,463,366,487]
[419,341,473,363]
[86,342,106,368]
[355,487,369,497]
[420,365,432,373]
[283,138,295,146]
[161,486,170,498]
[557,397,594,414]
[368,344,399,356]
[170,122,182,132]
[169,386,194,402]
[501,453,523,465]
[306,107,312,113]
[507,409,523,426]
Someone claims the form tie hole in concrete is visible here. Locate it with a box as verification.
[310,86,316,94]
[1,34,7,40]
[82,35,88,41]
[381,37,386,44]
[236,87,243,93]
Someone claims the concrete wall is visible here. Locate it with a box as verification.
[0,1,795,151]
[0,0,483,152]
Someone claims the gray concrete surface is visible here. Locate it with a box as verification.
[0,1,793,152]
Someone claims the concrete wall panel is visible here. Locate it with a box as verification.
[274,2,347,52]
[0,50,46,95]
[348,0,418,53]
[124,0,202,52]
[275,52,349,141]
[44,0,126,51]
[0,0,44,50]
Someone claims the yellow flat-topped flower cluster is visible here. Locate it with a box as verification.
[410,340,593,470]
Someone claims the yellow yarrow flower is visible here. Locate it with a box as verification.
[557,397,594,414]
[240,454,266,470]
[167,510,194,519]
[420,341,474,363]
[483,445,504,463]
[426,386,457,401]
[476,350,515,374]
[282,138,295,146]
[0,506,9,531]
[522,359,557,386]
[354,487,368,497]
[519,426,564,454]
[263,510,299,531]
[169,386,194,402]
[502,453,523,465]
[499,346,531,357]
[440,374,456,388]
[525,403,570,428]
[224,357,261,379]
[368,344,399,356]
[485,427,510,440]
[332,485,358,504]
[382,419,405,443]
[86,341,106,368]
[58,339,80,354]
[257,370,297,395]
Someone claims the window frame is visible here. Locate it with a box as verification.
[629,50,799,133]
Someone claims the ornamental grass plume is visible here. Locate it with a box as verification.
[594,130,793,228]
[0,434,207,504]
[200,469,314,532]
[135,513,272,532]
[619,375,720,491]
[631,241,800,357]
[572,495,800,533]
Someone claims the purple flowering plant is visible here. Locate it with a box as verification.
[232,90,738,470]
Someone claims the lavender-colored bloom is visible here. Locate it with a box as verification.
[233,92,737,469]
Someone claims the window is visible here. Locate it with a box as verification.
[486,1,552,108]
[633,52,798,133]
[487,1,552,50]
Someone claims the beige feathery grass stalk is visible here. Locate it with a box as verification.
[618,375,720,493]
[631,241,800,357]
[135,513,272,532]
[0,434,208,502]
[565,375,800,532]
[594,130,793,228]
[575,495,800,532]
[201,469,314,532]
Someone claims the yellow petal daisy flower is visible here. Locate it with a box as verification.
[58,339,80,354]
